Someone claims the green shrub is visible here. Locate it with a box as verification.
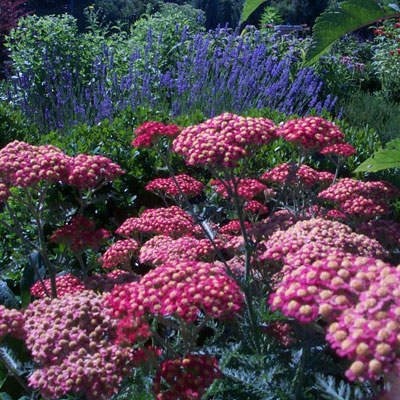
[341,90,400,144]
[0,100,39,147]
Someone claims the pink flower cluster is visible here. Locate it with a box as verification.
[132,122,181,147]
[245,200,269,215]
[50,216,111,252]
[31,274,86,298]
[261,218,387,262]
[0,305,25,340]
[219,220,252,235]
[116,206,195,238]
[326,262,400,381]
[139,235,215,266]
[210,178,267,200]
[65,154,124,190]
[153,355,222,400]
[25,291,137,399]
[357,219,400,249]
[278,117,345,150]
[146,174,204,198]
[320,143,356,157]
[261,321,295,347]
[99,239,139,269]
[0,141,123,190]
[261,163,334,187]
[0,182,11,202]
[84,270,139,293]
[318,178,400,217]
[105,261,244,344]
[172,113,277,167]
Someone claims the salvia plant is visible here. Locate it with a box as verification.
[0,112,399,399]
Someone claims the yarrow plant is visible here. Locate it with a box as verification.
[0,113,399,399]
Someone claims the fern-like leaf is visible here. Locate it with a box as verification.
[304,0,400,66]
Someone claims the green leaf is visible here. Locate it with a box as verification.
[240,0,268,24]
[0,393,13,400]
[354,138,400,172]
[0,281,18,309]
[304,0,400,66]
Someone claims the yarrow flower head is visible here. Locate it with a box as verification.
[245,200,269,215]
[146,174,204,199]
[105,261,244,344]
[260,218,387,262]
[0,305,25,340]
[320,143,357,157]
[278,117,345,151]
[24,291,140,399]
[50,216,111,252]
[98,239,139,270]
[66,154,124,190]
[318,178,400,217]
[139,235,215,266]
[153,355,222,400]
[0,141,70,187]
[30,274,86,298]
[261,163,334,188]
[210,178,267,200]
[172,113,277,167]
[132,122,181,147]
[115,207,195,239]
[0,182,11,202]
[219,220,252,235]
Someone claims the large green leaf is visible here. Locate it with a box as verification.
[304,0,400,66]
[354,138,400,172]
[240,0,268,24]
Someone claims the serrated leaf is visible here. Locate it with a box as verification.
[354,138,400,172]
[304,0,400,66]
[240,0,268,24]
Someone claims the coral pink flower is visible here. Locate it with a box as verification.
[139,235,215,266]
[116,206,195,238]
[30,274,86,298]
[173,113,277,167]
[279,117,345,151]
[210,178,267,200]
[132,122,181,147]
[105,261,244,344]
[145,174,204,198]
[98,239,139,269]
[153,355,222,400]
[320,143,356,157]
[50,216,111,252]
[318,178,400,217]
[25,291,141,399]
[261,163,334,187]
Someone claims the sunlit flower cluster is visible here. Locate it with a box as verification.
[106,261,244,344]
[261,163,334,187]
[153,355,222,400]
[261,218,387,262]
[278,117,344,150]
[244,200,269,215]
[139,235,215,266]
[116,206,195,238]
[30,274,85,298]
[318,178,400,217]
[99,239,139,269]
[25,291,137,399]
[219,220,252,235]
[146,174,204,198]
[173,113,277,167]
[210,178,267,200]
[50,216,111,252]
[132,122,181,147]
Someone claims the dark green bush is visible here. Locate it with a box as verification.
[0,100,39,148]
